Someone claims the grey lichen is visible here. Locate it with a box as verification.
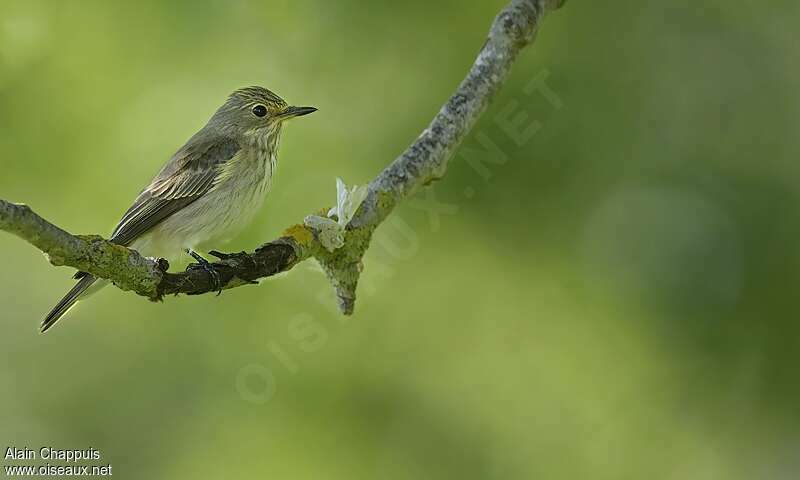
[352,0,561,233]
[0,200,163,298]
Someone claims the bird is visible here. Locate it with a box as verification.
[41,86,316,333]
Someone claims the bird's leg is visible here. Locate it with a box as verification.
[185,249,223,295]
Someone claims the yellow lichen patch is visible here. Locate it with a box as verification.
[283,224,314,247]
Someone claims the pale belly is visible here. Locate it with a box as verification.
[131,151,274,264]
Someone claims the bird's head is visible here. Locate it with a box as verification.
[208,86,316,142]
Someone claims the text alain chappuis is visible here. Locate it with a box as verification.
[4,447,112,477]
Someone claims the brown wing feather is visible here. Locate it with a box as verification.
[110,134,240,246]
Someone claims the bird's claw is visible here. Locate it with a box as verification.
[186,249,223,295]
[208,250,244,260]
[208,250,259,285]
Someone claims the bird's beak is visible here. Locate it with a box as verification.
[281,106,317,119]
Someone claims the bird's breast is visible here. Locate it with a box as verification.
[202,146,275,230]
[137,147,276,260]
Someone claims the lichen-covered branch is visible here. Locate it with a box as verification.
[355,0,565,228]
[0,199,310,299]
[320,0,565,311]
[0,0,564,311]
[0,200,163,297]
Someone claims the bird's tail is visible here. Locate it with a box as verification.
[41,273,98,333]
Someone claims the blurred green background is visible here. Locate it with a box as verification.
[2,0,799,478]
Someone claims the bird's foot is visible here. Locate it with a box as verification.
[185,249,223,295]
[208,250,259,285]
[208,250,240,260]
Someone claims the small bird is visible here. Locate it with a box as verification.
[42,86,316,333]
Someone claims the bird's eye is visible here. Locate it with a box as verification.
[252,105,267,117]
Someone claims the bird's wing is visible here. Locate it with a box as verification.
[110,135,240,246]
